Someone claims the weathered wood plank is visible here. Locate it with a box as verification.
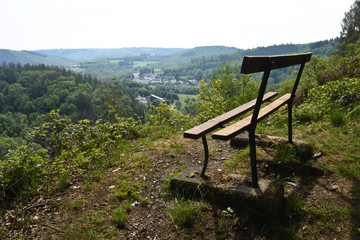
[212,94,291,140]
[183,92,278,139]
[241,53,312,74]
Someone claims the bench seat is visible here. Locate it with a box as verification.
[183,91,278,139]
[212,93,291,140]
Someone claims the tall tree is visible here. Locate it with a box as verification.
[339,0,360,54]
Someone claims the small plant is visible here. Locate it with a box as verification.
[224,148,250,174]
[58,171,71,191]
[167,199,200,228]
[274,144,297,164]
[330,110,346,126]
[171,142,187,154]
[215,215,232,239]
[67,196,87,211]
[286,193,305,214]
[162,166,186,194]
[111,207,127,228]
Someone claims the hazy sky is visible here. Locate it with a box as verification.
[0,0,355,50]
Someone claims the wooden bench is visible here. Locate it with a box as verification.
[184,52,312,188]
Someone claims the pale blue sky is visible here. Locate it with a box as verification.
[0,0,355,50]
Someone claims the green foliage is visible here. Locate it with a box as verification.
[330,110,346,127]
[0,110,142,200]
[111,207,128,228]
[0,145,47,199]
[294,78,360,122]
[274,144,297,164]
[144,103,194,139]
[224,148,250,174]
[337,164,360,181]
[167,199,202,228]
[339,0,360,54]
[195,62,258,121]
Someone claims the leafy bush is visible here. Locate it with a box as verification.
[143,103,194,139]
[195,62,258,122]
[294,78,360,122]
[0,145,47,199]
[0,110,142,200]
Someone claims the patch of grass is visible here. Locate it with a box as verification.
[337,164,360,181]
[167,199,202,228]
[330,110,346,127]
[215,215,233,239]
[274,144,297,164]
[287,193,305,214]
[306,205,349,232]
[110,179,147,201]
[162,166,187,195]
[349,185,360,199]
[343,152,360,162]
[65,196,87,211]
[60,210,117,240]
[224,148,250,174]
[171,142,187,154]
[129,153,152,169]
[111,207,128,228]
[353,125,360,137]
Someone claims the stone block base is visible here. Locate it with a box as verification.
[170,167,284,220]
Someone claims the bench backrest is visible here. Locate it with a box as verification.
[241,52,312,74]
[240,52,312,128]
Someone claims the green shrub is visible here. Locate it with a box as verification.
[111,207,127,228]
[195,62,258,122]
[295,78,360,122]
[330,110,346,126]
[143,103,194,139]
[0,146,47,199]
[0,110,144,200]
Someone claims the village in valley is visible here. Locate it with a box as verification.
[133,70,198,105]
[132,71,198,86]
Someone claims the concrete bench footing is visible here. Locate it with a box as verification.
[170,167,284,220]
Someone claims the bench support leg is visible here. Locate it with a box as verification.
[249,130,259,188]
[200,136,209,177]
[288,103,293,143]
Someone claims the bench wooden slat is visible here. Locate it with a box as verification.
[183,92,278,139]
[212,94,291,140]
[241,53,312,74]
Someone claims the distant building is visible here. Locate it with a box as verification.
[150,94,166,103]
[136,96,149,105]
[136,94,166,105]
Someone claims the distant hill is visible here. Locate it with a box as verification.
[34,48,187,61]
[0,40,338,81]
[0,49,77,67]
[160,46,241,66]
